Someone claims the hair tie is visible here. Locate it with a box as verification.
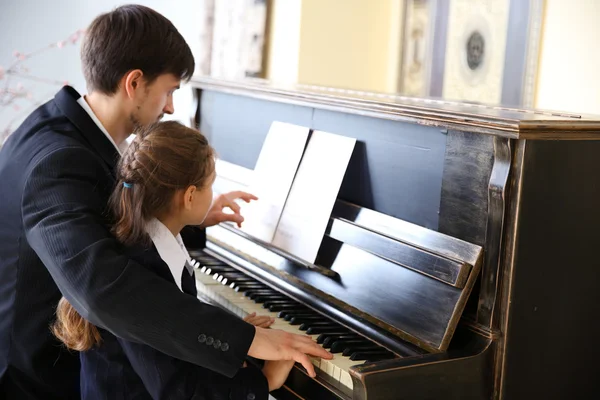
[123,182,133,188]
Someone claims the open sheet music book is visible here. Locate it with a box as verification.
[272,131,355,263]
[212,122,356,264]
[239,122,310,242]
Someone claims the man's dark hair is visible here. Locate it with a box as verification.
[81,5,195,94]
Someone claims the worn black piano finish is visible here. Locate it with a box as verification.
[188,77,600,400]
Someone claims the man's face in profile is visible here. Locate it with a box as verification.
[130,74,180,129]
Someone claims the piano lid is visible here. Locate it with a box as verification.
[191,75,600,140]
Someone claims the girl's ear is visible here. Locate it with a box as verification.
[183,185,196,210]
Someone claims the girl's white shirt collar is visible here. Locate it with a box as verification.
[145,218,192,292]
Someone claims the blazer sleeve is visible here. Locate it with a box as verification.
[117,336,269,400]
[21,146,255,378]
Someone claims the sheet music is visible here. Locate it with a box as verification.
[239,122,310,242]
[272,130,356,263]
[213,159,253,195]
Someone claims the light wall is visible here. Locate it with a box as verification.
[298,0,403,93]
[0,0,205,134]
[266,0,302,85]
[535,0,600,115]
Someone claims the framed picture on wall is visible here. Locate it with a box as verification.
[399,0,544,107]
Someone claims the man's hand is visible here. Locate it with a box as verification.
[201,191,258,228]
[263,360,296,391]
[248,327,333,378]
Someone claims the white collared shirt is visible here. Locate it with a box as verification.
[145,218,192,292]
[77,95,129,155]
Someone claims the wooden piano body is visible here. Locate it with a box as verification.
[188,77,600,400]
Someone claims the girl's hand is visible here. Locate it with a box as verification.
[244,312,275,328]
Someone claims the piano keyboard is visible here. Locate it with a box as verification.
[191,253,397,392]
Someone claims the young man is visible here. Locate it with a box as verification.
[0,5,330,400]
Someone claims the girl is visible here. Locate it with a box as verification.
[53,121,294,399]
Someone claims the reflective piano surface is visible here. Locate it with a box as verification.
[188,76,600,400]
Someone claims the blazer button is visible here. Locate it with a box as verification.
[213,339,221,349]
[197,334,206,343]
[221,342,229,352]
[247,394,255,400]
[206,336,214,346]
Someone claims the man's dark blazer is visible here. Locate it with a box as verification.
[81,244,268,400]
[0,86,255,399]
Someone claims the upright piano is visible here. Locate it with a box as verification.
[187,77,600,400]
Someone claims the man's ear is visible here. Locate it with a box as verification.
[123,69,144,99]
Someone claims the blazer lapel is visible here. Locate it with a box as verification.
[53,86,120,172]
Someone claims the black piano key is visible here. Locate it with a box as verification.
[204,265,234,272]
[263,300,296,309]
[336,344,381,355]
[316,334,330,345]
[205,265,235,274]
[206,267,231,276]
[269,304,307,312]
[233,284,269,292]
[231,281,266,288]
[279,311,313,319]
[188,252,210,259]
[323,336,370,350]
[235,282,266,287]
[215,275,255,283]
[216,272,252,280]
[289,315,327,325]
[234,281,265,287]
[364,353,396,362]
[221,278,257,286]
[246,290,277,299]
[349,350,394,361]
[195,259,224,266]
[321,334,363,348]
[253,295,289,303]
[298,321,338,331]
[301,321,338,327]
[282,312,317,321]
[306,327,349,335]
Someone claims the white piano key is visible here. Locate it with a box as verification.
[194,259,368,391]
